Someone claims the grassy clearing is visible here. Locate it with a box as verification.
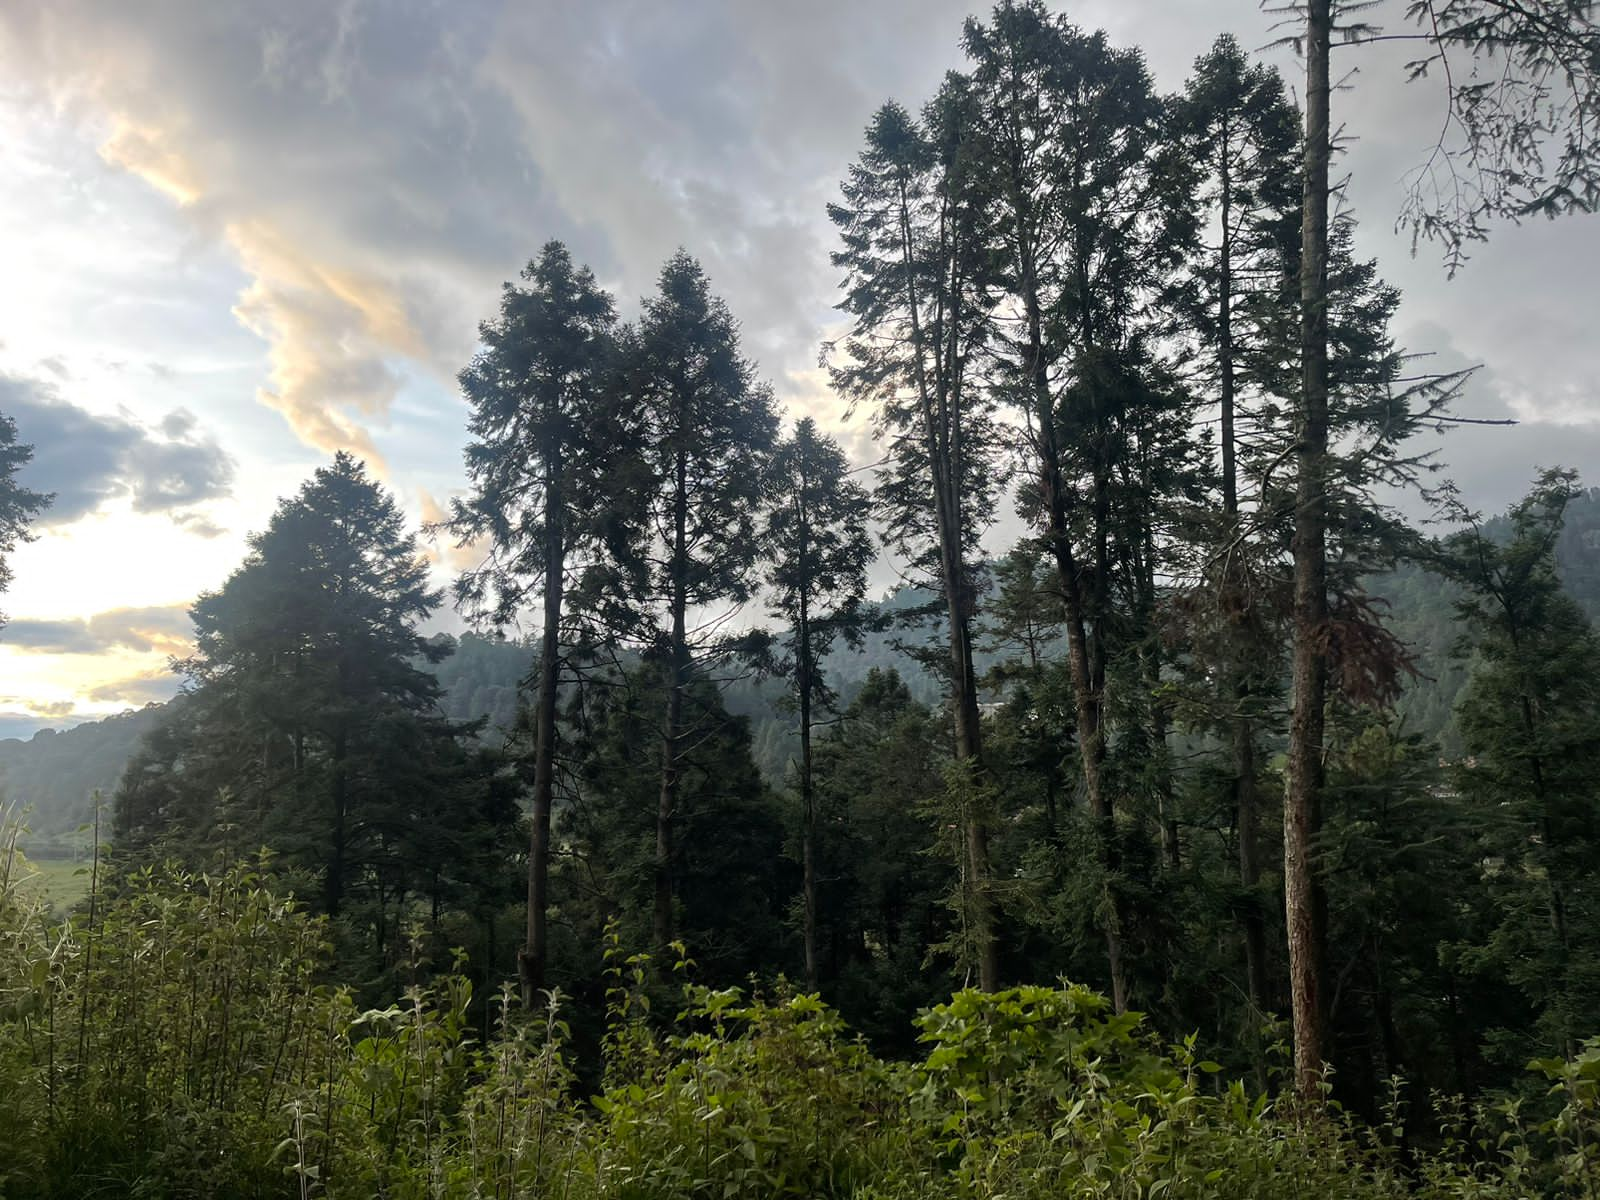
[13,856,92,913]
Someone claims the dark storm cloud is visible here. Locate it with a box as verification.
[3,605,193,656]
[0,376,234,525]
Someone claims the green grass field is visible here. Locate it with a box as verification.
[14,857,93,914]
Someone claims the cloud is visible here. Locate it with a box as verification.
[224,222,409,472]
[0,376,234,527]
[2,0,1595,501]
[85,669,181,706]
[22,698,75,719]
[0,0,989,471]
[3,604,194,657]
[1392,321,1600,521]
[417,486,488,574]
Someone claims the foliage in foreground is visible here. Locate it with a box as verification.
[2,855,1599,1199]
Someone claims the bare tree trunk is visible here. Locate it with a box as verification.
[520,486,563,1008]
[1218,119,1269,1024]
[654,449,690,954]
[1287,0,1332,1103]
[798,610,819,991]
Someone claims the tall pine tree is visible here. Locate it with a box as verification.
[762,416,874,988]
[447,241,626,1005]
[830,89,1005,989]
[616,252,778,952]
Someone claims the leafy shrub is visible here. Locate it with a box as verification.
[4,844,1600,1198]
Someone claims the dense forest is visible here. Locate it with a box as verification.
[4,1,1600,1196]
[10,487,1600,837]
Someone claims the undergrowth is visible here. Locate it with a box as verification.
[1,847,1597,1198]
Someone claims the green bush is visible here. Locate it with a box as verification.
[3,848,1600,1198]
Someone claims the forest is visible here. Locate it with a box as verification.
[3,1,1600,1196]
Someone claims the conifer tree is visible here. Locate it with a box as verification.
[1173,33,1301,1022]
[1283,0,1599,1101]
[762,417,874,988]
[447,241,625,1004]
[0,411,50,632]
[616,252,779,952]
[561,663,790,983]
[830,88,1005,989]
[981,547,1071,836]
[1439,469,1600,1062]
[961,0,1197,1010]
[116,454,508,962]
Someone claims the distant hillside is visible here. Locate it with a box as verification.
[1388,487,1600,753]
[8,488,1600,845]
[0,706,168,848]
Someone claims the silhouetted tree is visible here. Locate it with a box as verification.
[762,417,874,987]
[446,241,627,1005]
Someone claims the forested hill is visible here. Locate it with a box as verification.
[1389,487,1600,750]
[8,487,1600,843]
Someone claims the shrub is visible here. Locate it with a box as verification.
[3,844,1600,1198]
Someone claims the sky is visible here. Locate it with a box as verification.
[0,0,1595,739]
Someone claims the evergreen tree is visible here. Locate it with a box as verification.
[1172,33,1301,1024]
[612,252,778,952]
[561,664,792,985]
[962,0,1198,1010]
[761,417,874,988]
[1283,0,1599,1101]
[810,668,956,1046]
[0,410,50,632]
[979,547,1072,837]
[115,454,513,977]
[447,241,626,1005]
[1439,469,1600,1062]
[830,87,1004,990]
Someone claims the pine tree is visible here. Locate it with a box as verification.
[0,411,50,631]
[447,241,626,1005]
[1283,0,1600,1102]
[961,0,1198,1009]
[830,89,1005,990]
[115,453,511,972]
[762,417,874,988]
[1439,469,1600,1062]
[616,252,778,952]
[1173,32,1301,1024]
[810,668,956,1045]
[980,548,1072,837]
[561,663,791,984]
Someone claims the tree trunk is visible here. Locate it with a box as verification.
[894,172,997,991]
[799,613,818,991]
[1154,700,1180,871]
[1219,117,1269,1024]
[654,447,690,955]
[1237,715,1269,1014]
[1287,0,1332,1103]
[326,730,348,918]
[1005,161,1127,1011]
[520,486,564,1008]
